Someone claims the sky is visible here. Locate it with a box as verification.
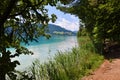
[46,6,79,31]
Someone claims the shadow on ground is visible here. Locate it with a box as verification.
[104,43,120,59]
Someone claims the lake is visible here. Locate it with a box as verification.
[12,35,78,70]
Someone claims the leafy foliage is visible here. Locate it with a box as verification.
[0,0,70,79]
[58,0,120,52]
[77,24,88,37]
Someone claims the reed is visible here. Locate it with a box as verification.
[21,36,104,80]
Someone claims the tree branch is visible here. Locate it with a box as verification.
[0,0,18,48]
[9,0,44,18]
[0,0,18,26]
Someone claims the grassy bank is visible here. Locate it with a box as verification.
[21,36,104,80]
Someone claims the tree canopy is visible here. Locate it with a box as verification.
[58,0,120,52]
[0,0,73,79]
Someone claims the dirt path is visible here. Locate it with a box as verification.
[82,59,120,80]
[82,45,120,80]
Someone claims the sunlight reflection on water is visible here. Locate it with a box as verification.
[12,36,78,70]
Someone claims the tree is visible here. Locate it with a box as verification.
[58,0,120,53]
[77,24,88,37]
[0,0,73,79]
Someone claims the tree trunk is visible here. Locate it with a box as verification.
[0,73,6,80]
[0,49,8,80]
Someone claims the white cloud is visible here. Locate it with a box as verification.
[53,17,79,31]
[70,15,77,20]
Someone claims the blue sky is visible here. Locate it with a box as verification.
[46,6,79,31]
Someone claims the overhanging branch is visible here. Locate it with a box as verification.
[9,0,44,18]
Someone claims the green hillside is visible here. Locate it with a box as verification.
[47,24,77,36]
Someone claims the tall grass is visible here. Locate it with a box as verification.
[23,36,104,80]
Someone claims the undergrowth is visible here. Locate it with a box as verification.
[19,36,104,80]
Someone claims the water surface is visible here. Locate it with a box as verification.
[12,35,78,70]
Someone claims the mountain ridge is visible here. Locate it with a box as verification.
[47,24,77,36]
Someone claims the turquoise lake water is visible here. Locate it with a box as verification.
[12,35,78,70]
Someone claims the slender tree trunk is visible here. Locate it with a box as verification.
[0,73,6,80]
[0,0,18,44]
[0,49,8,80]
